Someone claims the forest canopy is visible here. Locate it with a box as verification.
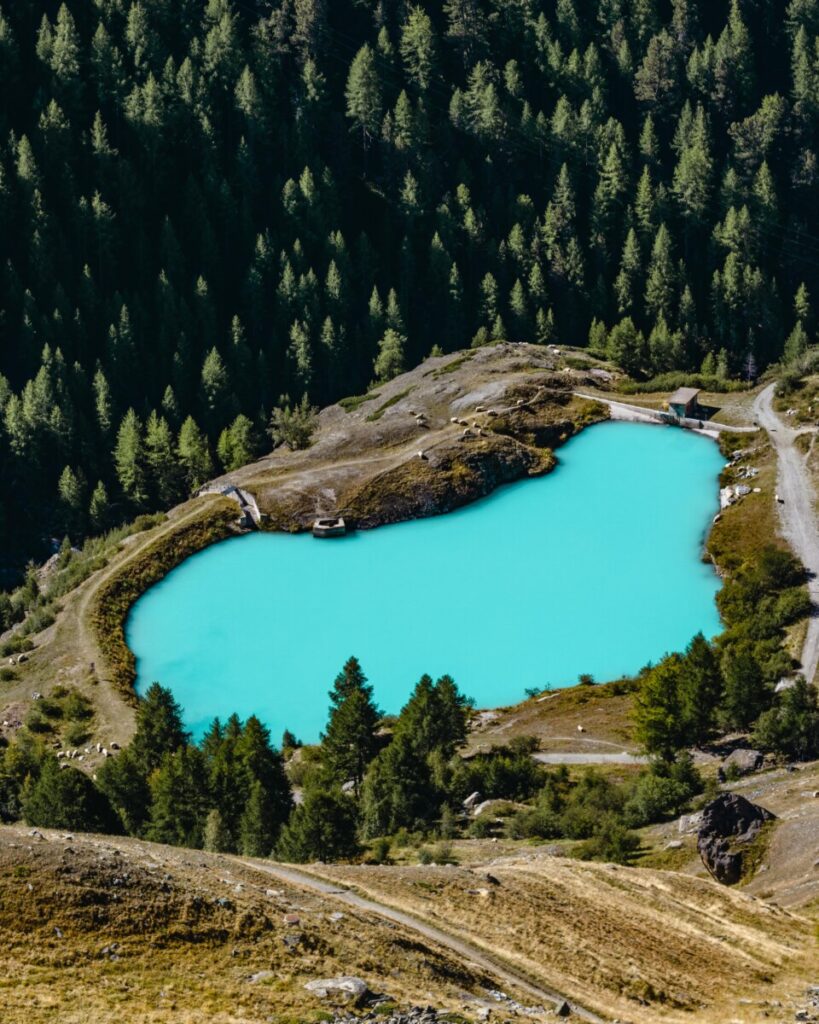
[2,0,819,567]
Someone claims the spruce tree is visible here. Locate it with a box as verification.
[322,657,381,797]
[345,44,383,148]
[114,408,148,508]
[23,757,119,834]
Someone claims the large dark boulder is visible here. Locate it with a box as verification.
[697,793,775,885]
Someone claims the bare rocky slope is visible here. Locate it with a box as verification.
[210,343,609,531]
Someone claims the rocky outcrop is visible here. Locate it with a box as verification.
[304,976,371,1006]
[345,434,555,529]
[331,1009,444,1024]
[697,793,775,885]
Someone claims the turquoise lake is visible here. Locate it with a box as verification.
[127,422,725,742]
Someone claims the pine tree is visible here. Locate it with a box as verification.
[89,480,110,533]
[795,283,812,328]
[634,656,686,761]
[114,409,148,508]
[443,0,488,67]
[145,411,181,507]
[177,417,213,493]
[203,808,233,852]
[147,746,209,848]
[677,634,722,746]
[130,683,188,775]
[217,414,258,472]
[238,779,276,856]
[345,44,383,148]
[374,328,406,382]
[645,224,676,321]
[615,229,642,315]
[23,757,118,833]
[721,647,769,730]
[607,318,646,377]
[58,465,84,535]
[322,657,381,797]
[400,5,439,93]
[275,787,359,863]
[201,347,233,433]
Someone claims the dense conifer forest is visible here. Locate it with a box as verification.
[3,0,819,570]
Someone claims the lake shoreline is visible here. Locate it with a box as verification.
[128,421,725,744]
[3,344,761,755]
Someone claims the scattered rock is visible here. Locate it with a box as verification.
[283,912,300,925]
[678,811,703,834]
[721,748,764,777]
[462,791,483,810]
[248,970,276,984]
[697,793,775,885]
[304,976,370,1006]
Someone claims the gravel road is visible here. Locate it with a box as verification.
[244,859,605,1023]
[754,383,819,683]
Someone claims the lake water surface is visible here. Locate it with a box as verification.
[127,422,724,742]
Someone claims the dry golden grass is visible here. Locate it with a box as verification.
[0,825,495,1024]
[465,680,638,756]
[707,436,782,569]
[313,853,815,1024]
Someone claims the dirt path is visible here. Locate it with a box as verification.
[754,384,819,683]
[243,859,606,1023]
[534,751,648,765]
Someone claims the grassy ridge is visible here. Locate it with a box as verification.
[88,499,239,701]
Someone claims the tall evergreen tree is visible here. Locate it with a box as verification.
[322,657,381,797]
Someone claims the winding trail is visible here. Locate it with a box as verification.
[243,859,606,1023]
[754,383,819,683]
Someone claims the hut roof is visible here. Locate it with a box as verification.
[668,387,701,406]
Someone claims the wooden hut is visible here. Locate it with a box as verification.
[667,387,700,419]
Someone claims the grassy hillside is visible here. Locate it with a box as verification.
[0,822,814,1024]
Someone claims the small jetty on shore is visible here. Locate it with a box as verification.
[312,517,347,538]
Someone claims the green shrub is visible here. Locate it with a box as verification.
[20,604,57,637]
[370,836,392,864]
[0,636,34,657]
[24,708,52,734]
[468,814,496,838]
[753,680,819,761]
[623,771,696,827]
[37,698,63,720]
[576,814,640,865]
[64,722,91,747]
[339,391,380,412]
[0,668,16,682]
[429,841,457,864]
[64,691,94,721]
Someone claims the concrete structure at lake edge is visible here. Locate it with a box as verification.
[667,387,701,419]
